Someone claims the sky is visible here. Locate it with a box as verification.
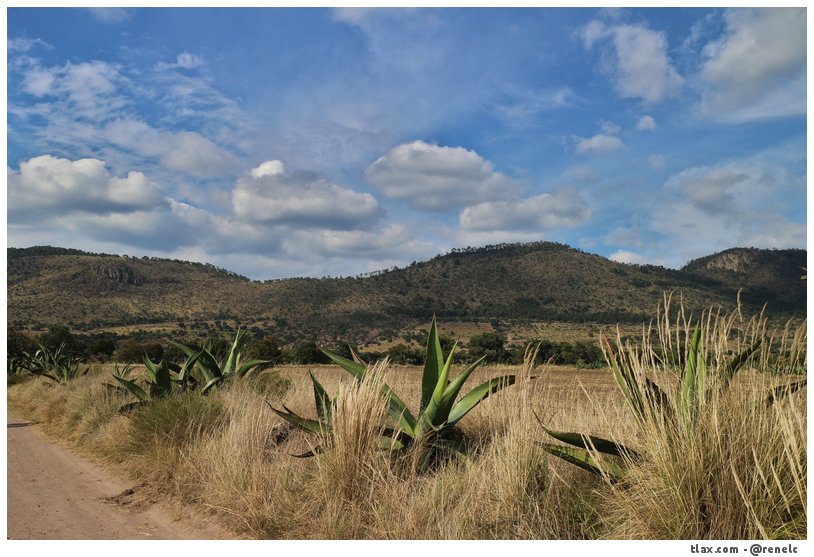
[5,7,807,280]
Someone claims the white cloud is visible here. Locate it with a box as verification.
[575,134,624,155]
[493,87,578,125]
[284,224,415,258]
[156,52,205,71]
[8,155,164,219]
[22,67,57,97]
[8,37,51,53]
[233,161,382,229]
[650,144,805,265]
[160,131,238,178]
[365,140,515,211]
[636,115,657,130]
[86,8,132,24]
[102,119,238,178]
[570,165,597,182]
[459,187,590,232]
[609,250,664,266]
[21,60,126,121]
[582,20,683,104]
[250,160,285,178]
[697,8,805,122]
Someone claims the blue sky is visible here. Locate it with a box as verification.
[6,7,807,279]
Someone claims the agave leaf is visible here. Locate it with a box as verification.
[200,376,222,395]
[447,374,515,426]
[377,435,407,452]
[222,329,247,376]
[541,443,625,481]
[266,401,329,435]
[541,426,640,460]
[168,340,199,359]
[765,380,807,407]
[155,361,173,394]
[236,359,271,378]
[680,327,705,430]
[441,355,486,408]
[717,340,762,395]
[323,347,417,436]
[322,348,367,379]
[310,371,332,421]
[415,341,459,436]
[112,375,150,402]
[196,349,224,379]
[605,337,646,421]
[420,317,446,415]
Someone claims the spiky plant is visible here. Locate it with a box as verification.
[171,329,270,394]
[271,317,519,470]
[267,369,402,457]
[24,343,86,384]
[106,356,201,412]
[540,305,807,482]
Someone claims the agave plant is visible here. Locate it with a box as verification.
[539,323,806,482]
[24,343,86,384]
[106,357,198,412]
[267,370,404,457]
[171,329,270,394]
[270,317,518,469]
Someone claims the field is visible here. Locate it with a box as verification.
[8,308,807,540]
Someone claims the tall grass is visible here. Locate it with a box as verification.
[7,301,806,539]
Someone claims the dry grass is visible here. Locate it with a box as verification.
[7,306,806,540]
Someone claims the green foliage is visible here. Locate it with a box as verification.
[88,336,116,360]
[170,329,271,394]
[106,356,199,411]
[24,342,87,384]
[38,325,81,354]
[115,340,164,364]
[273,318,519,470]
[245,335,282,366]
[384,344,425,365]
[7,326,35,360]
[467,332,507,363]
[284,341,330,364]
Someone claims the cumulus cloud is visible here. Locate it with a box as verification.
[233,160,382,229]
[8,155,164,220]
[459,187,590,232]
[697,8,805,121]
[574,134,624,154]
[581,20,683,104]
[365,140,515,211]
[649,145,805,265]
[636,115,657,130]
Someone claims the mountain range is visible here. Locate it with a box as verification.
[7,243,806,345]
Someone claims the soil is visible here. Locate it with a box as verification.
[6,410,236,540]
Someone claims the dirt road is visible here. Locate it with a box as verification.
[7,412,233,540]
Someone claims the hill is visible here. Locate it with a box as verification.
[6,243,806,345]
